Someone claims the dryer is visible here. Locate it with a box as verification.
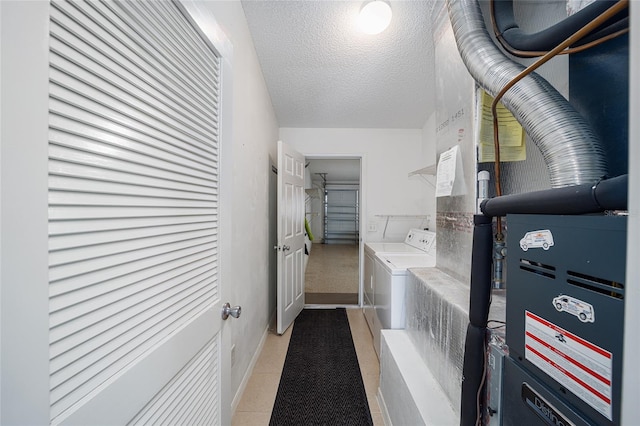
[375,253,436,326]
[364,229,436,356]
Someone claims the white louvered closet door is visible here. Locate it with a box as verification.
[48,1,224,424]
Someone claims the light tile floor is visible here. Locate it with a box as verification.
[232,308,383,426]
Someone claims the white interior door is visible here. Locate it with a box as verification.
[46,1,231,424]
[277,140,306,334]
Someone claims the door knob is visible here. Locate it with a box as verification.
[282,245,290,251]
[222,302,242,320]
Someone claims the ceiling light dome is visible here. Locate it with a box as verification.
[357,1,392,35]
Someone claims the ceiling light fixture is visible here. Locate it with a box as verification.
[357,0,392,35]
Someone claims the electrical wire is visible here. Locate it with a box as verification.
[475,334,488,426]
[487,320,506,330]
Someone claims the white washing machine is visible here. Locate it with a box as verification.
[363,229,436,355]
[364,228,436,257]
[363,229,435,335]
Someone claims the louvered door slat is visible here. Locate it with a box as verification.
[128,338,219,425]
[49,98,218,165]
[49,166,216,202]
[50,281,214,385]
[48,142,217,188]
[48,0,221,422]
[49,19,219,135]
[52,1,218,108]
[49,230,216,274]
[49,176,216,205]
[49,35,219,138]
[49,215,217,236]
[50,57,219,142]
[49,217,215,250]
[49,266,217,345]
[50,289,215,418]
[94,0,218,101]
[144,0,221,83]
[49,191,217,209]
[52,1,215,105]
[116,1,219,97]
[49,205,217,221]
[49,6,220,140]
[49,147,217,190]
[50,47,218,142]
[50,77,217,152]
[50,237,216,290]
[50,270,217,355]
[49,108,218,165]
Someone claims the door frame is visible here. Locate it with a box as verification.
[178,1,235,419]
[0,2,51,423]
[179,2,235,423]
[303,154,365,308]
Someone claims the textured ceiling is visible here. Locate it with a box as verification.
[241,0,438,129]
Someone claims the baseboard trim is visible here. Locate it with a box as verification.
[378,388,392,426]
[231,326,270,414]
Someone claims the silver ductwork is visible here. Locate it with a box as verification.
[446,0,609,187]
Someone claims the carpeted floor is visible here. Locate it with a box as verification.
[269,308,373,426]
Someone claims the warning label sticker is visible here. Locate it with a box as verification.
[525,311,612,421]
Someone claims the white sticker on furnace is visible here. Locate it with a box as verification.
[525,311,612,421]
[520,229,554,251]
[553,294,595,323]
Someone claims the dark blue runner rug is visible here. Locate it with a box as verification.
[269,308,373,426]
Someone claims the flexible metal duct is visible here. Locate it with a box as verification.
[446,0,608,187]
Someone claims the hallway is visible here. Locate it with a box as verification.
[232,309,382,425]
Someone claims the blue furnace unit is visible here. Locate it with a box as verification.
[503,214,626,426]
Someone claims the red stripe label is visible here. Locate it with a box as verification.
[526,331,611,386]
[526,344,611,404]
[526,311,611,358]
[525,311,612,421]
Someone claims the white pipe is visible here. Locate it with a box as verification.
[477,170,490,213]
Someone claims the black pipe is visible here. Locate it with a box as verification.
[492,0,627,53]
[460,324,486,426]
[469,215,493,327]
[460,216,493,425]
[480,174,627,217]
[576,16,629,47]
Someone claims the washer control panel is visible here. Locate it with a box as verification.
[405,228,436,253]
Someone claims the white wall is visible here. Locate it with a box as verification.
[432,7,478,282]
[420,114,437,229]
[280,128,433,241]
[193,1,279,404]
